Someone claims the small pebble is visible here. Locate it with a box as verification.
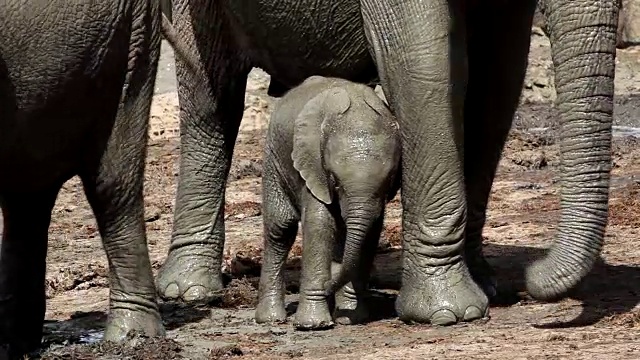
[270,327,287,336]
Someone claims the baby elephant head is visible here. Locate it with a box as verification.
[291,79,401,294]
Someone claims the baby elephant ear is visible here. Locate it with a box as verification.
[362,87,389,116]
[292,87,351,204]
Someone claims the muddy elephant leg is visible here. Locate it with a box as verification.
[294,192,337,330]
[333,214,382,325]
[79,11,164,340]
[82,157,165,342]
[463,1,537,300]
[0,187,59,357]
[256,159,300,323]
[361,0,487,325]
[155,0,250,303]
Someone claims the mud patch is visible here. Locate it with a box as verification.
[609,182,640,227]
[209,344,244,359]
[41,337,184,360]
[225,201,262,220]
[217,278,259,309]
[45,263,109,299]
[225,245,263,277]
[378,224,402,252]
[602,308,640,328]
[229,159,263,181]
[501,130,557,171]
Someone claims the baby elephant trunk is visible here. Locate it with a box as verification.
[325,199,381,295]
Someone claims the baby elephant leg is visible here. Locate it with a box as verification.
[333,216,383,325]
[256,169,299,324]
[294,192,337,330]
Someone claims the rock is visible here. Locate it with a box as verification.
[618,0,640,48]
[270,327,287,336]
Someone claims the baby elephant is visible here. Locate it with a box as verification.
[256,76,401,330]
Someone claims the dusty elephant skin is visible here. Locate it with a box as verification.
[156,0,619,326]
[537,0,637,49]
[255,76,401,329]
[0,0,164,358]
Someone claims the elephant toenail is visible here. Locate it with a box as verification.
[430,309,457,326]
[463,306,483,321]
[164,283,180,299]
[183,285,207,302]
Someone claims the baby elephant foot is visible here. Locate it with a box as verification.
[155,249,224,304]
[104,308,165,342]
[333,286,370,325]
[293,295,334,330]
[255,295,287,324]
[396,262,489,326]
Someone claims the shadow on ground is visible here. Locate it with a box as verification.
[368,244,640,328]
[487,244,640,328]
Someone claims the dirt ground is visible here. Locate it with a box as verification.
[25,30,640,359]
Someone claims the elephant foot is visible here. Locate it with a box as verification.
[0,329,42,360]
[155,249,224,304]
[333,287,370,325]
[293,298,334,330]
[0,344,37,360]
[396,262,489,325]
[255,296,287,324]
[467,255,498,299]
[104,308,165,342]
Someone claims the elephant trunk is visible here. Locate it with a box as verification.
[525,0,619,301]
[325,200,379,295]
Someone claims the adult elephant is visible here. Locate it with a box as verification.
[156,0,619,325]
[1,0,166,356]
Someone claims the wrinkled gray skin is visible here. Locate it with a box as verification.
[255,76,401,329]
[0,1,164,357]
[157,0,619,325]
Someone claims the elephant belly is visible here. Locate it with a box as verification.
[0,1,133,191]
[225,0,378,87]
[0,95,121,192]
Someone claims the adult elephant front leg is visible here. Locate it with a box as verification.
[155,1,250,303]
[361,0,488,325]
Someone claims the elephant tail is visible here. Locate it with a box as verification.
[524,0,618,301]
[160,13,201,74]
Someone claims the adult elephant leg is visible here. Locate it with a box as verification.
[361,0,488,325]
[525,0,618,300]
[463,1,537,300]
[0,187,60,357]
[82,144,165,342]
[155,0,250,303]
[80,7,164,339]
